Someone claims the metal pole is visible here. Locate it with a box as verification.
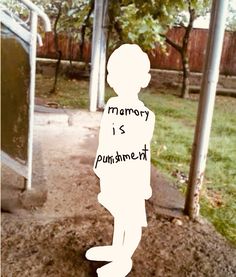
[89,0,104,112]
[97,0,109,109]
[184,0,229,218]
[26,11,38,190]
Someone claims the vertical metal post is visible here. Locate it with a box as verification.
[184,0,229,218]
[26,11,38,190]
[89,0,108,111]
[89,0,104,112]
[97,0,109,109]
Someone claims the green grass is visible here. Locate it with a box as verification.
[143,91,236,245]
[36,75,90,108]
[35,74,116,108]
[36,74,236,245]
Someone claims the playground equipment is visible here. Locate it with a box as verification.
[1,0,51,190]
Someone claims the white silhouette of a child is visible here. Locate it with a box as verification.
[86,44,155,277]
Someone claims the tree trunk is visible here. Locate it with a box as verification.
[50,2,62,94]
[180,2,196,98]
[181,50,190,98]
[79,0,94,61]
[162,2,196,99]
[68,35,73,67]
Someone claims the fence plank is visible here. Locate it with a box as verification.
[37,27,236,76]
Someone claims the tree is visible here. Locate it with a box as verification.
[4,0,94,93]
[4,0,212,98]
[2,0,66,94]
[34,0,94,93]
[108,1,168,51]
[168,0,211,98]
[48,1,63,94]
[107,0,211,98]
[163,0,211,98]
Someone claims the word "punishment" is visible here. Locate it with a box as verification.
[95,144,148,169]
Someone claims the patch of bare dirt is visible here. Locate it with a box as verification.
[1,109,236,277]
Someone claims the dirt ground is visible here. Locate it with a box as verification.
[1,107,236,277]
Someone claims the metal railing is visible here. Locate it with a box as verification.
[1,0,51,190]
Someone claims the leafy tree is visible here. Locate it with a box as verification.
[1,0,29,16]
[108,0,211,98]
[163,0,211,98]
[34,0,94,93]
[108,0,168,51]
[46,1,64,94]
[2,0,94,93]
[36,0,211,98]
[3,0,213,98]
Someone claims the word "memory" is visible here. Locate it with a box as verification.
[108,106,149,121]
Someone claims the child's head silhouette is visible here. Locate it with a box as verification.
[107,44,151,98]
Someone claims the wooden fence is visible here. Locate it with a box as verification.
[37,27,236,76]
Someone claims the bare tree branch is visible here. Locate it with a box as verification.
[160,33,182,53]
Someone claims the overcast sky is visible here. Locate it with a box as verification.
[194,1,236,29]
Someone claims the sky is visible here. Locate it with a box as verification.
[193,0,236,29]
[193,14,210,29]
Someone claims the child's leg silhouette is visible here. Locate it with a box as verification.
[85,218,125,261]
[96,224,141,277]
[123,225,142,258]
[96,257,132,277]
[112,217,125,248]
[85,246,114,262]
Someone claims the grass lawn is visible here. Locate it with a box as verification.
[36,74,236,245]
